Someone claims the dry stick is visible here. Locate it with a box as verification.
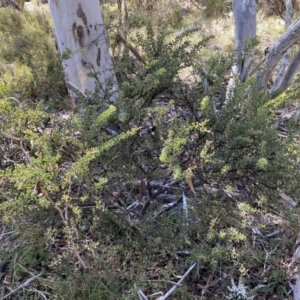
[148,292,163,298]
[0,230,16,240]
[192,59,210,93]
[54,206,68,226]
[53,205,87,269]
[182,192,188,225]
[116,34,147,65]
[0,130,30,163]
[0,130,21,141]
[1,270,44,300]
[74,250,88,269]
[30,288,48,300]
[153,196,183,219]
[160,263,197,300]
[189,0,203,10]
[137,289,148,300]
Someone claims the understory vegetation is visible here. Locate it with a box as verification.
[1,1,300,299]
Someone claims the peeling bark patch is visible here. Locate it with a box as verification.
[96,48,101,67]
[77,3,87,26]
[76,25,84,47]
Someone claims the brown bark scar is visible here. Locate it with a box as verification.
[76,25,84,47]
[81,59,93,69]
[96,48,101,67]
[72,22,78,43]
[77,3,87,26]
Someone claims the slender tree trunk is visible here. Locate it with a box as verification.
[270,0,293,96]
[256,18,300,94]
[48,0,119,103]
[226,0,256,100]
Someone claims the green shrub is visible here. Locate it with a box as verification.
[196,0,232,18]
[1,14,300,299]
[0,8,66,104]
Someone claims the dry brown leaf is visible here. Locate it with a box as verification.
[280,193,297,207]
[186,177,196,196]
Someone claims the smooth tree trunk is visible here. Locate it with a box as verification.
[226,0,300,100]
[256,18,300,97]
[226,0,256,100]
[48,0,119,103]
[271,0,292,92]
[266,0,300,98]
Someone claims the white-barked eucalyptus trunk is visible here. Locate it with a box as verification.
[226,0,256,100]
[48,0,119,102]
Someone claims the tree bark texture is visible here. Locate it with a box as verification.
[232,0,256,82]
[257,18,300,93]
[226,0,256,100]
[271,0,292,93]
[48,0,119,102]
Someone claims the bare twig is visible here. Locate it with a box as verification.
[1,270,44,300]
[0,130,21,142]
[54,205,88,269]
[0,230,16,240]
[116,34,147,65]
[153,196,182,219]
[138,263,196,300]
[137,289,149,300]
[0,130,30,163]
[54,205,68,226]
[74,250,88,269]
[182,192,188,225]
[29,288,48,300]
[189,0,203,11]
[265,230,280,238]
[192,59,210,93]
[160,263,197,300]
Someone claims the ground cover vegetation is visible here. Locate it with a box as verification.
[1,0,300,299]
